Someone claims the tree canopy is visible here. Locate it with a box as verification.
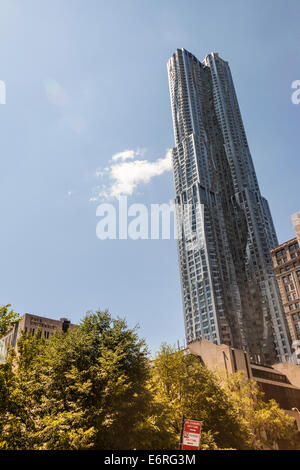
[0,309,298,450]
[0,304,20,337]
[150,344,250,449]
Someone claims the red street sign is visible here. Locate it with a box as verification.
[182,419,202,450]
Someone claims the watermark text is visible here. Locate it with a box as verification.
[291,80,300,104]
[0,81,6,104]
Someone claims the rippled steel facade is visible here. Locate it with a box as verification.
[168,48,291,363]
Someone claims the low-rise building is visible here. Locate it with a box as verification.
[187,339,300,433]
[0,313,76,362]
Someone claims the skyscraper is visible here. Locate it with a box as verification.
[167,48,291,364]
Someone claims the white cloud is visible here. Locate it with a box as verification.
[112,150,135,162]
[91,148,172,200]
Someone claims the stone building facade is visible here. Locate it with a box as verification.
[0,313,76,362]
[271,214,300,366]
[188,339,300,432]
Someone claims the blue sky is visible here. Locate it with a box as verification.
[0,0,299,355]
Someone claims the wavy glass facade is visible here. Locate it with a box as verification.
[168,48,291,364]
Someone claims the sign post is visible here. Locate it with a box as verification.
[181,419,202,450]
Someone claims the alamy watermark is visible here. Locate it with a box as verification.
[291,80,300,105]
[96,196,204,249]
[0,81,6,104]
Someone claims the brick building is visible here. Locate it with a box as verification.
[0,313,76,363]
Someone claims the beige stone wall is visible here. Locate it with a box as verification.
[273,362,300,388]
[188,339,252,378]
[188,339,300,413]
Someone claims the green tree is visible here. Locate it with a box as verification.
[1,313,298,451]
[150,344,251,450]
[223,371,298,449]
[31,310,153,449]
[0,309,163,450]
[0,304,20,337]
[0,330,46,450]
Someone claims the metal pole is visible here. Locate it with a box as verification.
[179,415,185,450]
